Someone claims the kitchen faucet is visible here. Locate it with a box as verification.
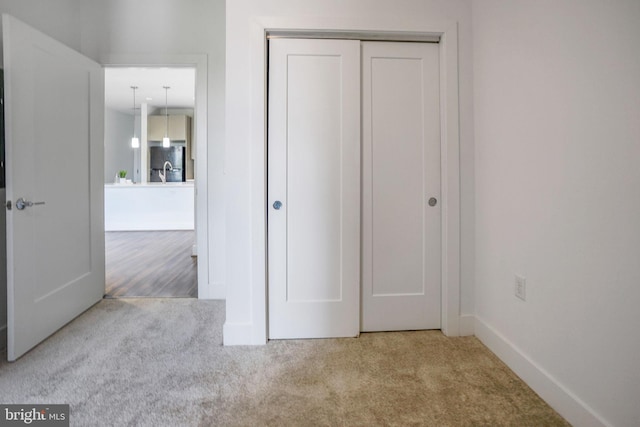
[159,161,173,183]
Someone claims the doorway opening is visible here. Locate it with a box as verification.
[103,67,197,298]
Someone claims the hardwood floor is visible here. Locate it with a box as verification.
[105,231,197,298]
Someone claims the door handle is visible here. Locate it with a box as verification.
[16,197,46,210]
[273,200,283,210]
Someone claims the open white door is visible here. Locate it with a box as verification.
[268,39,360,339]
[3,15,105,361]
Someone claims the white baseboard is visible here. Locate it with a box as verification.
[474,316,610,427]
[0,324,6,352]
[459,314,475,336]
[198,281,225,300]
[223,322,255,345]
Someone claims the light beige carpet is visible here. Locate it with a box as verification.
[0,299,569,426]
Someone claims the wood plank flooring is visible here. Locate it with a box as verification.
[105,231,197,298]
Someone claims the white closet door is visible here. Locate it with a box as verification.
[268,39,361,339]
[362,42,441,332]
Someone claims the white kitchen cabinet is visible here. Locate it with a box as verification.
[105,183,195,231]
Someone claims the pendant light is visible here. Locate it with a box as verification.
[130,86,140,148]
[162,86,171,148]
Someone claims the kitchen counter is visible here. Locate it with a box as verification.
[106,181,194,187]
[105,182,195,231]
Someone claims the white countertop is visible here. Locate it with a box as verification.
[105,181,194,188]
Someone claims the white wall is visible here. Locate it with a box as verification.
[0,0,80,52]
[225,0,475,344]
[0,0,226,297]
[0,0,226,345]
[79,0,227,295]
[104,108,134,183]
[473,1,640,426]
[2,2,638,423]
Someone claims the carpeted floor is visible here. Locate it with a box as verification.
[0,299,570,426]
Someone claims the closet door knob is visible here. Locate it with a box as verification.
[273,200,283,210]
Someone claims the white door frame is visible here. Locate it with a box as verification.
[244,17,461,344]
[100,54,213,299]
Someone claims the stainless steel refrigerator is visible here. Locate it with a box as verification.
[149,146,186,182]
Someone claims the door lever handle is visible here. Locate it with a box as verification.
[16,197,46,210]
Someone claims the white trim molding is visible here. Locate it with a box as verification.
[459,314,475,336]
[100,54,214,300]
[209,282,226,300]
[224,17,462,345]
[266,30,440,43]
[475,317,611,427]
[223,322,254,346]
[437,23,462,337]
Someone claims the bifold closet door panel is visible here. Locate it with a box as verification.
[268,38,361,339]
[361,41,442,332]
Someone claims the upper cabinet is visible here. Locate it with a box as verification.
[147,114,191,142]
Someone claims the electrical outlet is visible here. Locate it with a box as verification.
[515,275,526,301]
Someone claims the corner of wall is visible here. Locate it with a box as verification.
[459,314,475,336]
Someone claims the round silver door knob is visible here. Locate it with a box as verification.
[273,200,283,210]
[428,197,438,207]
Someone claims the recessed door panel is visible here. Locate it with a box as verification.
[286,54,342,303]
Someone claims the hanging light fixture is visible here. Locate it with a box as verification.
[130,86,140,148]
[162,85,171,148]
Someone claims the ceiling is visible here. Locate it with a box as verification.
[105,67,196,114]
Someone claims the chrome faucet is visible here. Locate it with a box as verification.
[158,161,173,183]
